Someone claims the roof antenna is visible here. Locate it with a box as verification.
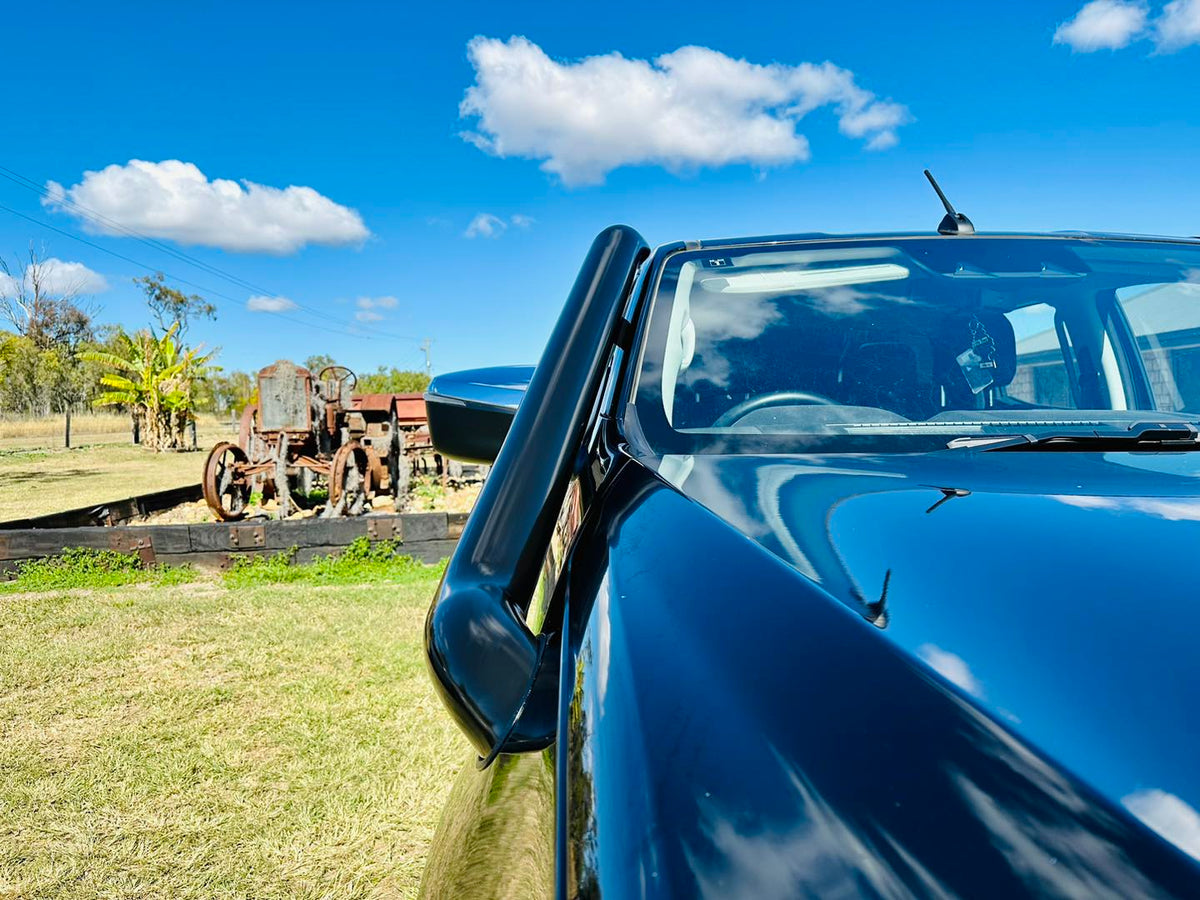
[924,169,975,236]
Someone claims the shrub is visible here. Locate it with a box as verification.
[3,547,197,592]
[223,537,445,587]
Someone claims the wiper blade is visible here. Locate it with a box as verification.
[948,422,1200,452]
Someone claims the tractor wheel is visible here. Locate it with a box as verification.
[203,442,250,521]
[330,441,371,516]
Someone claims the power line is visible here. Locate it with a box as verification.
[0,198,416,345]
[0,163,423,344]
[0,165,277,297]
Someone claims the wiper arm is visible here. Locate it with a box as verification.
[947,422,1200,452]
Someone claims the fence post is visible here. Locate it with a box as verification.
[132,415,140,445]
[64,411,71,449]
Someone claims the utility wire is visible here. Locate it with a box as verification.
[0,198,415,345]
[0,164,422,343]
[0,165,277,297]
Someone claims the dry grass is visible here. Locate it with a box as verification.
[0,567,464,898]
[0,413,229,451]
[0,444,211,523]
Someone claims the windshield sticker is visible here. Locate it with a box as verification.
[957,315,998,394]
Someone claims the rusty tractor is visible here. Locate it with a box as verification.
[202,360,424,521]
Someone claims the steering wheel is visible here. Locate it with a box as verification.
[318,365,358,392]
[712,390,838,427]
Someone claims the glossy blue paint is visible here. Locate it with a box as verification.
[653,448,1200,864]
[563,458,1200,897]
[421,227,1200,896]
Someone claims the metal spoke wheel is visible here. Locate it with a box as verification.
[330,441,371,516]
[203,441,251,521]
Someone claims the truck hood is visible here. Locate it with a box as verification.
[649,448,1200,870]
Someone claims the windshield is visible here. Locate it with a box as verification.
[628,236,1200,454]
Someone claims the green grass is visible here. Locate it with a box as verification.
[1,548,197,593]
[0,560,464,898]
[224,539,445,589]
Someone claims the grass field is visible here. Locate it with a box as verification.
[0,414,230,452]
[0,444,214,523]
[0,559,463,898]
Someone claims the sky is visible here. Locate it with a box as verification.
[2,0,1200,376]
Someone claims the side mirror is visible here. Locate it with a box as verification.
[425,365,534,464]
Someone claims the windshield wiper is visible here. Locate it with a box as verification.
[947,422,1200,452]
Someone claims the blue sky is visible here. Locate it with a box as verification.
[2,0,1199,375]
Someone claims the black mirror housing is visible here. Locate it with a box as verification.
[424,365,534,464]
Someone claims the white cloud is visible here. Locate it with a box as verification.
[1156,0,1200,50]
[1054,1,1149,50]
[463,213,535,238]
[246,295,297,313]
[463,212,516,239]
[43,159,370,254]
[1124,789,1200,860]
[0,258,107,297]
[355,295,398,310]
[917,643,985,698]
[355,309,384,323]
[460,36,910,186]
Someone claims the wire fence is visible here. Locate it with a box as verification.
[0,413,235,451]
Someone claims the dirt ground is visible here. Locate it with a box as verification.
[131,475,483,526]
[0,445,213,523]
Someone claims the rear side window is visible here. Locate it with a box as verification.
[1116,283,1200,412]
[1005,303,1078,409]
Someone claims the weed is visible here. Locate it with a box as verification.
[2,547,198,592]
[223,536,445,588]
[408,475,446,511]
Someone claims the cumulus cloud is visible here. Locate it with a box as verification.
[43,159,370,254]
[355,295,398,311]
[0,257,107,297]
[464,213,507,239]
[463,212,534,238]
[1156,0,1200,49]
[917,644,985,698]
[354,295,398,321]
[1054,0,1200,52]
[246,295,297,313]
[460,36,910,186]
[1124,789,1200,859]
[1054,1,1149,50]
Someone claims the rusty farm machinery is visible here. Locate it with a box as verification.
[202,360,431,521]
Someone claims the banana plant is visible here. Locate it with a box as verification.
[81,323,217,450]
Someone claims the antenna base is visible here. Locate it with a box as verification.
[938,212,975,236]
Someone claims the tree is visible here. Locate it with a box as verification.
[0,247,98,416]
[356,367,430,393]
[199,369,256,416]
[0,246,94,352]
[304,353,337,374]
[81,324,217,450]
[134,273,215,338]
